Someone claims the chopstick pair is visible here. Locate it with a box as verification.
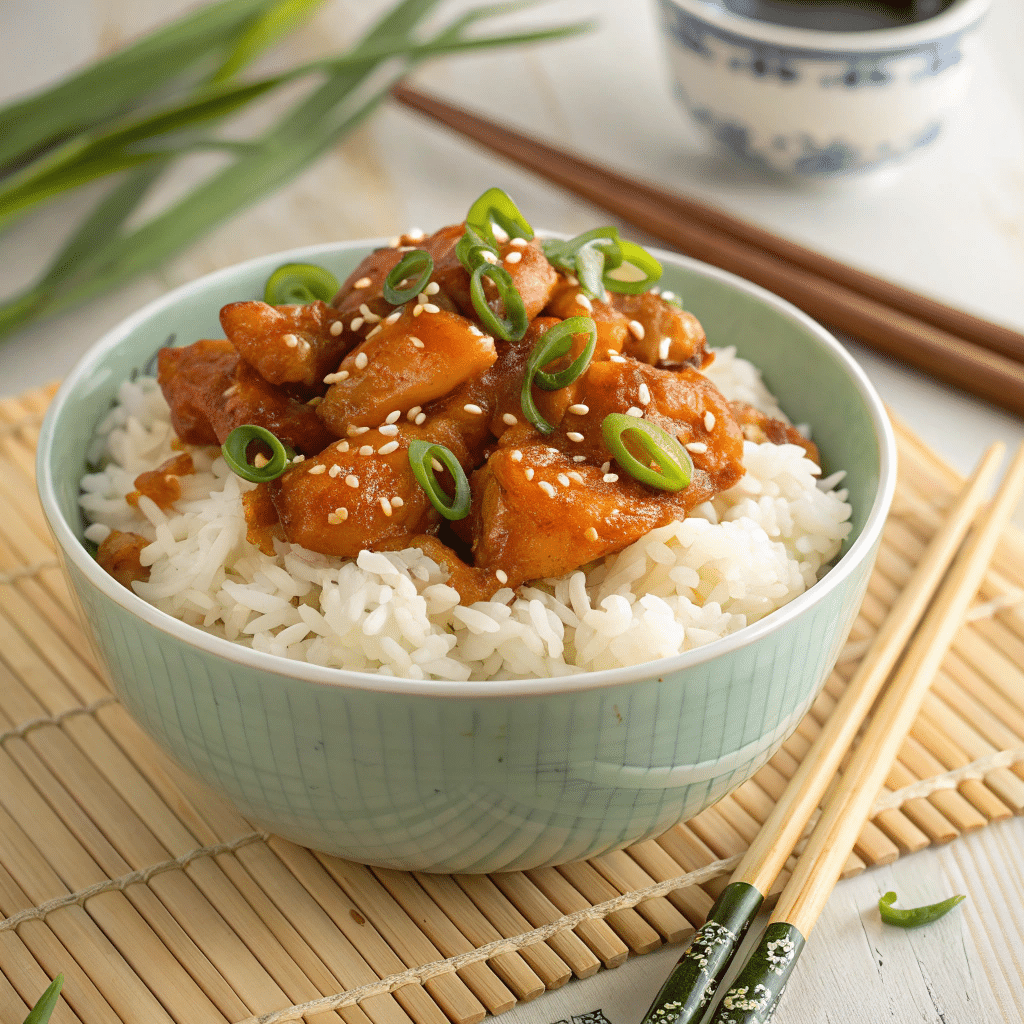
[390,85,1024,418]
[638,440,1024,1024]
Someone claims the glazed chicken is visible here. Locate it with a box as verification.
[137,214,811,604]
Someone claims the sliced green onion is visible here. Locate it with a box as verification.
[455,225,498,273]
[601,413,692,491]
[264,262,338,305]
[470,263,528,341]
[466,186,534,247]
[520,317,596,435]
[382,249,433,305]
[878,891,966,929]
[603,240,663,294]
[407,440,471,520]
[222,424,294,482]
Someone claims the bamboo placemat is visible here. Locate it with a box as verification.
[1,382,1022,1024]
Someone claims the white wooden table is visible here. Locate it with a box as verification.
[2,1,1023,1021]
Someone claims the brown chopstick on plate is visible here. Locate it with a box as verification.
[391,84,1024,418]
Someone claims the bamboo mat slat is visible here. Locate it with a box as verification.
[1,383,1023,1024]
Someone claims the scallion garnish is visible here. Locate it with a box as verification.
[222,424,294,482]
[605,239,663,295]
[470,263,529,342]
[264,262,339,305]
[382,249,433,305]
[520,316,596,435]
[601,413,693,491]
[466,186,534,248]
[542,228,662,299]
[408,440,471,520]
[878,891,966,928]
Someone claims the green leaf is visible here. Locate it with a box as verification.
[23,974,63,1024]
[0,0,283,171]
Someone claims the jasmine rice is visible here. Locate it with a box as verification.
[79,348,851,680]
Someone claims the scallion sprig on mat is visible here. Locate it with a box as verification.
[0,0,592,340]
[22,974,63,1024]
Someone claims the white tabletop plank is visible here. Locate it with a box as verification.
[1,2,1022,1022]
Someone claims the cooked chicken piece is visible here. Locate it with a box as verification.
[731,401,820,465]
[381,535,506,606]
[220,300,349,389]
[612,291,711,369]
[97,530,150,589]
[316,307,497,434]
[158,341,335,456]
[268,429,439,557]
[127,453,194,510]
[465,438,728,586]
[242,485,283,556]
[542,281,629,357]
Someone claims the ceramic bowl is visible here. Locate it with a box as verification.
[657,0,990,176]
[37,240,896,873]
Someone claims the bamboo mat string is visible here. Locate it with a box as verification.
[967,590,1024,621]
[0,558,60,586]
[0,694,118,745]
[0,412,46,437]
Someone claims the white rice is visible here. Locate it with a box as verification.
[79,349,851,680]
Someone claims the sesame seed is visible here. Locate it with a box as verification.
[686,442,708,454]
[610,355,627,364]
[358,446,373,457]
[253,453,268,468]
[492,224,509,243]
[354,276,372,289]
[378,441,399,455]
[585,527,599,541]
[505,251,522,264]
[566,274,579,286]
[327,506,349,525]
[292,454,306,463]
[414,413,426,425]
[496,569,508,584]
[510,237,527,248]
[661,290,676,301]
[283,333,299,348]
[568,471,585,484]
[222,385,238,397]
[638,383,651,405]
[350,317,364,331]
[354,352,368,369]
[309,464,327,475]
[576,294,593,311]
[510,449,523,462]
[431,458,443,472]
[349,425,370,436]
[345,474,359,488]
[382,410,400,424]
[425,281,440,295]
[539,480,556,497]
[704,411,716,430]
[323,370,349,384]
[464,403,484,415]
[557,473,570,486]
[468,325,483,336]
[327,513,340,525]
[413,304,424,316]
[407,406,422,421]
[658,337,671,361]
[568,403,589,415]
[418,292,429,305]
[335,441,349,452]
[366,325,382,339]
[604,291,612,303]
[330,320,344,336]
[601,462,611,473]
[379,424,399,436]
[411,336,425,348]
[567,431,584,442]
[603,473,619,483]
[572,455,587,463]
[385,310,402,324]
[482,250,498,264]
[525,468,535,480]
[391,495,404,507]
[423,303,440,314]
[626,406,644,417]
[380,497,393,516]
[626,319,645,342]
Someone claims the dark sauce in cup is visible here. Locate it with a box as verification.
[719,0,954,30]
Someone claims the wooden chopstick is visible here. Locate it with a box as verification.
[391,85,1024,418]
[705,441,1024,1024]
[638,442,1005,1024]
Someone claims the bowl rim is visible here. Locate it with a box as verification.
[663,0,991,52]
[38,238,897,700]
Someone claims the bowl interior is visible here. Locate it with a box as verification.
[44,240,886,655]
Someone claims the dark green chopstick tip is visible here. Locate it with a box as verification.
[878,890,966,928]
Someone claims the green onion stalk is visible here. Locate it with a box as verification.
[0,1,593,340]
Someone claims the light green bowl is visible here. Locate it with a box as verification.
[38,240,896,873]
